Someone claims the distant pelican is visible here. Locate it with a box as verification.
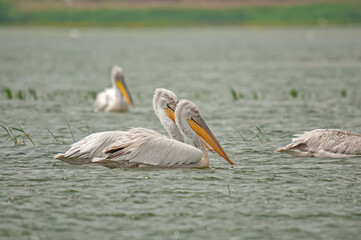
[276,129,361,158]
[55,99,232,168]
[94,65,134,112]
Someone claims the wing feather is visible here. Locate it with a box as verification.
[55,127,203,167]
[98,129,203,167]
[54,131,126,164]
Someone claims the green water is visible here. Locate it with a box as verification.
[0,27,360,239]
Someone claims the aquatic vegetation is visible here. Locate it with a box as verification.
[340,89,347,97]
[2,87,12,99]
[230,88,237,101]
[0,122,35,146]
[254,126,271,143]
[252,92,258,100]
[67,122,75,143]
[86,90,98,100]
[42,123,92,145]
[16,90,25,100]
[234,126,271,144]
[234,129,250,145]
[28,88,37,100]
[15,123,35,146]
[230,88,244,101]
[290,89,298,98]
[1,123,19,145]
[1,87,38,100]
[45,125,66,145]
[76,124,92,135]
[0,120,93,146]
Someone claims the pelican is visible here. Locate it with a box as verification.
[56,88,180,165]
[55,99,232,168]
[94,65,134,112]
[153,88,213,151]
[276,129,361,158]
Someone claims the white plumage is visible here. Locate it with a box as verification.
[55,128,202,168]
[54,95,233,168]
[152,88,183,142]
[276,129,361,158]
[94,65,134,112]
[94,88,124,112]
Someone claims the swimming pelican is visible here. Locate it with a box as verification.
[56,88,179,165]
[54,99,232,168]
[276,129,361,158]
[153,88,213,151]
[94,65,134,112]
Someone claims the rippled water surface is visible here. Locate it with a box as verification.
[1,27,361,240]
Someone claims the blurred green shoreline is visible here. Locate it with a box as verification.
[1,1,361,27]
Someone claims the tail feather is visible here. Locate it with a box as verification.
[275,143,312,157]
[54,154,91,165]
[275,142,300,152]
[275,146,290,153]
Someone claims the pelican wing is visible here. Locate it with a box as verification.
[54,131,126,164]
[93,128,203,168]
[277,129,361,157]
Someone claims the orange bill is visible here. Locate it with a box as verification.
[115,80,134,108]
[187,115,233,165]
[201,137,214,152]
[164,103,213,152]
[164,102,176,121]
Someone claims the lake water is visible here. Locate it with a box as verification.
[0,27,360,240]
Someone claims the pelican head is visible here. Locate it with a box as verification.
[176,99,233,165]
[153,88,178,122]
[112,65,134,107]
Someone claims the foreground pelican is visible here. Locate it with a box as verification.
[55,88,179,165]
[153,88,213,151]
[94,65,134,112]
[276,129,361,158]
[55,99,232,168]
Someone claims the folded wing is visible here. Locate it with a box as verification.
[93,128,203,168]
[54,130,126,164]
[55,127,203,167]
